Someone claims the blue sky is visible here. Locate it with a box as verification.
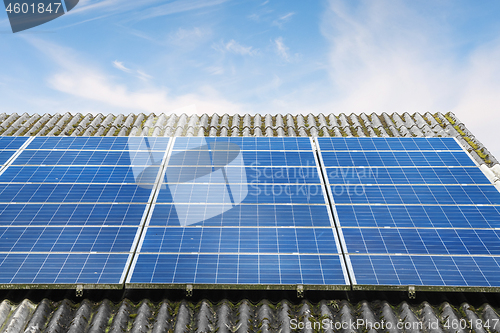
[1,0,500,158]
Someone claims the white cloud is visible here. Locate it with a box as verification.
[274,37,289,61]
[113,61,153,81]
[134,0,230,22]
[169,27,211,44]
[112,61,132,73]
[274,37,299,62]
[214,39,258,56]
[321,0,500,160]
[272,12,294,28]
[26,37,244,115]
[136,70,153,81]
[206,66,225,75]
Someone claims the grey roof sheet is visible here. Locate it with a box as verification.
[1,293,500,333]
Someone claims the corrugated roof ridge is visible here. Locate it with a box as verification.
[1,298,500,333]
[0,112,496,165]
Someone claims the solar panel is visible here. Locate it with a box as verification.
[0,137,169,288]
[318,137,462,151]
[1,135,500,292]
[317,137,500,290]
[127,137,349,288]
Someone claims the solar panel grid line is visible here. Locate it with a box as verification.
[313,138,357,285]
[0,137,35,177]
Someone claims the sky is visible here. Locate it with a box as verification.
[1,0,500,159]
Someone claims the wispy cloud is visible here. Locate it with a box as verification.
[133,0,230,22]
[274,37,299,62]
[274,37,289,61]
[206,66,225,75]
[67,0,229,28]
[214,39,258,56]
[169,27,211,44]
[113,61,132,73]
[113,61,153,81]
[137,70,153,81]
[272,12,294,28]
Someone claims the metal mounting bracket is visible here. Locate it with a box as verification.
[297,285,304,298]
[76,285,83,297]
[408,285,416,299]
[186,284,193,297]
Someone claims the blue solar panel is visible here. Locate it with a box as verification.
[168,150,316,167]
[2,135,500,290]
[156,184,326,204]
[0,203,148,226]
[14,150,165,166]
[141,227,338,253]
[0,253,130,284]
[26,137,170,151]
[129,254,347,285]
[172,137,313,151]
[0,137,169,287]
[0,226,137,252]
[0,166,160,183]
[164,166,320,184]
[330,185,500,205]
[128,137,349,287]
[0,137,30,149]
[148,204,332,227]
[342,228,500,255]
[318,137,462,151]
[336,205,500,229]
[348,255,500,287]
[326,167,489,185]
[317,137,500,290]
[0,184,154,203]
[321,151,475,167]
[0,150,17,165]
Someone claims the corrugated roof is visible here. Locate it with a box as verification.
[1,291,500,333]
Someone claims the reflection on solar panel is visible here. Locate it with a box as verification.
[1,136,500,291]
[127,137,349,287]
[317,137,500,290]
[0,137,169,287]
